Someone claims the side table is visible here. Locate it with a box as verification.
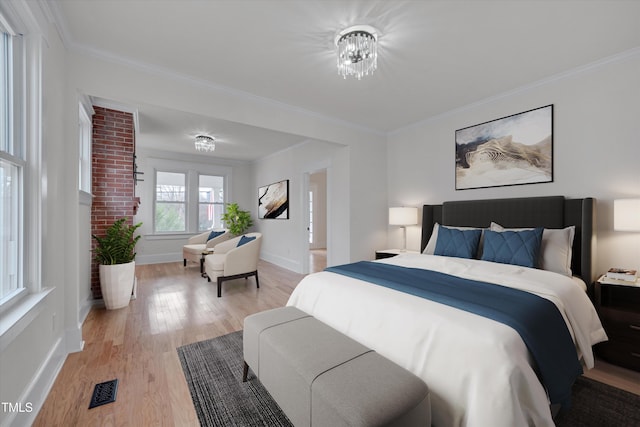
[201,249,214,277]
[594,276,640,371]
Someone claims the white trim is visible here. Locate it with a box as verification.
[135,252,182,265]
[78,190,92,206]
[0,287,53,353]
[44,1,382,138]
[260,252,301,274]
[64,324,84,354]
[23,31,43,292]
[1,335,66,427]
[390,46,640,136]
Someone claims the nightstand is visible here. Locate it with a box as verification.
[594,277,640,371]
[375,249,419,260]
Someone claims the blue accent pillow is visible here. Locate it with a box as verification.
[207,230,225,242]
[434,226,482,259]
[481,228,544,268]
[237,235,256,247]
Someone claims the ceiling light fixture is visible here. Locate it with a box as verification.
[194,134,215,152]
[335,25,378,80]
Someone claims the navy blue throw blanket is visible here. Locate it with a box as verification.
[325,261,582,409]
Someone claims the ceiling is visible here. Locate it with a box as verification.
[53,0,640,160]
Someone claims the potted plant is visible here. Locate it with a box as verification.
[222,203,253,236]
[93,218,142,309]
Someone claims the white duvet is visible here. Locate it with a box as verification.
[287,254,607,427]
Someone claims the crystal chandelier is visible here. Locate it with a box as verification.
[194,135,215,152]
[335,25,378,80]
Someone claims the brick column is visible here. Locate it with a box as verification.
[91,107,136,299]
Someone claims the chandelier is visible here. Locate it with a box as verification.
[194,135,215,152]
[335,25,378,80]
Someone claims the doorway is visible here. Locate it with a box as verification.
[306,169,327,273]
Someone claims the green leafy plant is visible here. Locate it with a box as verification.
[92,218,142,265]
[222,203,253,235]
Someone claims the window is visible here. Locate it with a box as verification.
[155,171,186,232]
[152,167,227,234]
[78,101,92,193]
[0,29,24,304]
[198,174,224,231]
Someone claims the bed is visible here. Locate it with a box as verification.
[287,196,607,427]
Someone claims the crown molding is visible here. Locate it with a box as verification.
[390,46,640,136]
[45,2,383,139]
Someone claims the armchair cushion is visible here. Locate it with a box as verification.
[237,235,256,247]
[207,230,225,242]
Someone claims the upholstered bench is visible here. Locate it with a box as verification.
[243,307,431,427]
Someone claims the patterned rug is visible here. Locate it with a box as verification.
[178,331,292,427]
[178,331,640,427]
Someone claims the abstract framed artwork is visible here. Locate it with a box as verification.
[455,104,553,190]
[258,179,289,219]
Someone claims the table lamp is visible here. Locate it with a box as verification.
[389,207,418,251]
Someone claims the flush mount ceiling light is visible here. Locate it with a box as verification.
[194,134,215,152]
[335,25,378,80]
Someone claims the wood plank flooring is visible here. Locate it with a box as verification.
[33,260,304,427]
[33,256,639,426]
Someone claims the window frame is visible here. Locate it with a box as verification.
[0,3,46,321]
[197,173,225,232]
[147,158,230,236]
[154,170,188,234]
[78,96,94,195]
[0,29,26,307]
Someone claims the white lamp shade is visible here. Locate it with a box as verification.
[614,199,640,231]
[389,207,418,226]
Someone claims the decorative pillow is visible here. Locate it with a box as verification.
[423,223,484,257]
[237,235,256,247]
[207,230,225,242]
[490,222,575,276]
[434,226,482,259]
[481,228,544,268]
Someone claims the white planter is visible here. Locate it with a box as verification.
[99,261,136,310]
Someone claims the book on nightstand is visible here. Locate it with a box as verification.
[605,267,637,282]
[599,274,639,287]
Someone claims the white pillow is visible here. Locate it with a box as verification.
[423,223,484,257]
[490,222,575,276]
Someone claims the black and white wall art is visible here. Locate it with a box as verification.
[258,179,289,219]
[455,105,553,190]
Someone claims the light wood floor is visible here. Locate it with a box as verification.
[33,260,304,426]
[34,258,639,426]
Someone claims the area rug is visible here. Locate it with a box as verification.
[177,331,292,427]
[178,331,640,427]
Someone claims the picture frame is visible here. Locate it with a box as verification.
[258,179,289,219]
[455,105,553,190]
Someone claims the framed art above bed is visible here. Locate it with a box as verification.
[455,105,553,190]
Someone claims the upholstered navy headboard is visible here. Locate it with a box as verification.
[420,196,596,285]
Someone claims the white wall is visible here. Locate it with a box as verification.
[0,7,81,426]
[66,51,388,267]
[253,140,348,272]
[387,51,640,277]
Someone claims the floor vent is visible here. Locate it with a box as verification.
[89,379,118,409]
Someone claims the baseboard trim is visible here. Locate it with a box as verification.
[136,252,181,265]
[2,336,66,427]
[260,252,301,273]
